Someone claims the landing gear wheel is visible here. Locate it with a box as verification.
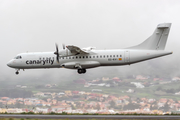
[83,69,86,73]
[78,69,83,74]
[15,71,19,75]
[77,69,86,74]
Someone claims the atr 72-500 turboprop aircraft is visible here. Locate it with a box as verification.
[7,23,173,75]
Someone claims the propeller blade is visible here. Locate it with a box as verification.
[56,43,59,52]
[54,43,59,63]
[56,55,59,63]
[63,43,65,49]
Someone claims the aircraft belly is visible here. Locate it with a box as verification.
[129,50,172,64]
[17,64,60,69]
[61,61,100,69]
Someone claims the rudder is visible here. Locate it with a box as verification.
[128,23,171,50]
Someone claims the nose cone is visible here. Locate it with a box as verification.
[7,60,14,68]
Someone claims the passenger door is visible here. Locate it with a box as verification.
[124,51,130,63]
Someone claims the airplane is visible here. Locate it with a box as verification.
[7,23,173,75]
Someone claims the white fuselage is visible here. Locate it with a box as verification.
[7,23,173,74]
[7,49,172,70]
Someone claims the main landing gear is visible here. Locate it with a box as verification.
[77,69,86,74]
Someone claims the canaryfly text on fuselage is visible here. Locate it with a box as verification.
[26,58,54,65]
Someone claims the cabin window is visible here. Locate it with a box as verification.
[79,56,81,59]
[117,55,118,57]
[113,55,115,57]
[72,57,74,59]
[62,57,64,59]
[86,56,88,58]
[83,56,85,58]
[104,55,105,58]
[97,56,98,58]
[69,57,71,59]
[100,55,102,58]
[76,56,78,59]
[89,56,91,58]
[107,55,109,58]
[120,55,122,57]
[110,55,112,57]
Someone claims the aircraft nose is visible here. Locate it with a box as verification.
[7,60,13,67]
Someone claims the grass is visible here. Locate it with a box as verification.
[0,112,180,120]
[0,118,169,120]
[0,112,179,116]
[0,118,179,120]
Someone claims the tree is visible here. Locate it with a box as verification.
[71,104,76,110]
[109,100,116,108]
[14,102,24,108]
[160,100,170,112]
[96,103,101,110]
[0,102,3,108]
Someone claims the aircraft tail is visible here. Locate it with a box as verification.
[128,23,171,50]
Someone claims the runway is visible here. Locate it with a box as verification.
[0,114,180,119]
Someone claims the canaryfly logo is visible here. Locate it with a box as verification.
[26,58,54,65]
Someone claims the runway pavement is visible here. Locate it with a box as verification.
[0,114,180,119]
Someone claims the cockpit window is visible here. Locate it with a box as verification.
[14,56,22,59]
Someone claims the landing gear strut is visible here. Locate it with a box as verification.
[15,69,20,75]
[77,69,86,74]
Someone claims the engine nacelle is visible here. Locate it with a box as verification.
[59,49,74,57]
[61,61,100,69]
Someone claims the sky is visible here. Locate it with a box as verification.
[1,0,180,81]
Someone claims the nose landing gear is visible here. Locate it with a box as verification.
[15,71,19,75]
[77,69,86,74]
[15,69,20,75]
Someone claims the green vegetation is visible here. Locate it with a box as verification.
[0,114,179,120]
[2,77,180,100]
[1,72,180,105]
[0,118,175,120]
[0,111,180,115]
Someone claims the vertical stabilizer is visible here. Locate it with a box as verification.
[128,23,171,50]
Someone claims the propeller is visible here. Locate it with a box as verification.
[54,43,60,63]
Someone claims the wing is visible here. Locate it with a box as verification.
[66,45,89,55]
